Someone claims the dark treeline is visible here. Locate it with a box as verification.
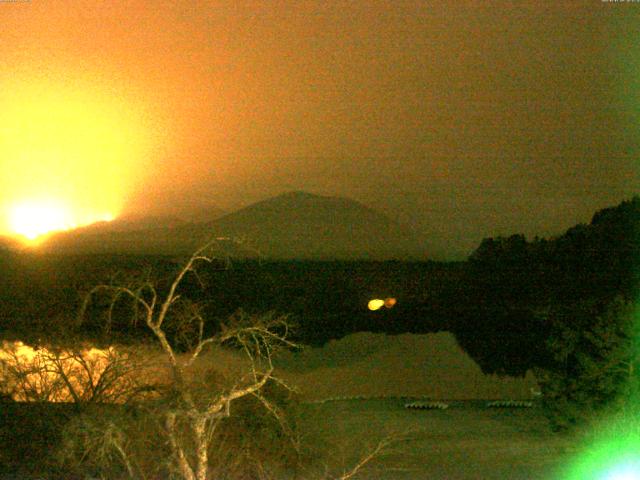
[0,250,464,346]
[456,196,640,376]
[0,197,638,379]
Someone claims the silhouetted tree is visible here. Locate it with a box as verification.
[535,296,639,430]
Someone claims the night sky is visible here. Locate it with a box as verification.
[1,1,638,257]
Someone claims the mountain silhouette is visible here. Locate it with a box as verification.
[40,191,429,259]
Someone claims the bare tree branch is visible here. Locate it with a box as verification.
[335,431,417,480]
[61,240,301,479]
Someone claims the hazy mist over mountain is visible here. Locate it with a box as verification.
[39,191,432,260]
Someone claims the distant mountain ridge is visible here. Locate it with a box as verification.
[68,215,188,234]
[40,191,430,259]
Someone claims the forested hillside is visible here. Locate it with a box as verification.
[453,196,640,376]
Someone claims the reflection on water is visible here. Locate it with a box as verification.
[0,341,127,402]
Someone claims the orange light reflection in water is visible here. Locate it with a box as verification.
[0,341,118,402]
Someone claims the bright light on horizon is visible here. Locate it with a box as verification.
[8,200,114,241]
[0,77,153,243]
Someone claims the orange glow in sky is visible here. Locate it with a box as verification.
[0,1,635,256]
[0,78,151,241]
[8,201,113,241]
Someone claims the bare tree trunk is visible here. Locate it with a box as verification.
[78,241,297,480]
[194,415,209,480]
[166,411,196,480]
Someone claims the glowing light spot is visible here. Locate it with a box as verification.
[368,299,385,311]
[602,461,640,480]
[8,201,75,240]
[384,298,397,309]
[560,426,640,480]
[7,201,114,241]
[0,78,153,238]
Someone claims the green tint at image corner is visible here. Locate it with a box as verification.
[560,300,640,480]
[560,431,640,480]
